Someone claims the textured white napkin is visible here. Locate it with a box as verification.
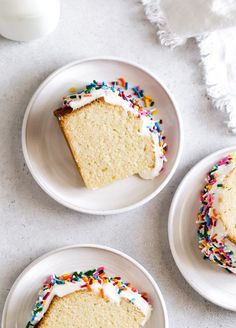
[142,0,236,133]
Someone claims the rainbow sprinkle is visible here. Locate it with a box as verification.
[68,86,78,93]
[197,154,236,272]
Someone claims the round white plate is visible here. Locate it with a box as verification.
[168,146,236,311]
[22,57,182,215]
[2,244,168,328]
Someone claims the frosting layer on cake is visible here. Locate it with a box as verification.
[197,154,236,273]
[26,267,152,327]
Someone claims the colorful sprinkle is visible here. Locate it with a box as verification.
[69,86,78,93]
[118,77,126,88]
[197,154,236,272]
[151,109,158,115]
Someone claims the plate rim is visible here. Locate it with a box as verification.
[21,56,183,215]
[1,244,169,328]
[168,145,236,311]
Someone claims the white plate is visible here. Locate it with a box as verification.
[168,146,236,311]
[22,57,182,215]
[2,244,168,328]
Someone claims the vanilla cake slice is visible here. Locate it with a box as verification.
[54,80,166,189]
[26,267,152,328]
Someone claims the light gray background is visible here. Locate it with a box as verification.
[0,0,236,327]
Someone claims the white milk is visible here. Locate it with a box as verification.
[0,0,60,41]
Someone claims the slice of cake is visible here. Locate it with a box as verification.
[54,80,166,189]
[197,154,236,273]
[26,267,152,328]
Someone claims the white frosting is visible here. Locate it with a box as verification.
[32,280,152,326]
[64,88,164,179]
[207,161,236,271]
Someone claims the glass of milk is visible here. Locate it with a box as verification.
[0,0,60,41]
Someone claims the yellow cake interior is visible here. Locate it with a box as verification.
[219,167,236,243]
[59,99,155,189]
[36,290,146,328]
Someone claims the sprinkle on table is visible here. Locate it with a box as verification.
[69,86,78,93]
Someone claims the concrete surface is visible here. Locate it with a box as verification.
[0,0,236,327]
